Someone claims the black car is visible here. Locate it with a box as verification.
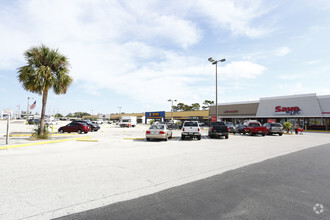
[73,120,100,131]
[28,119,41,124]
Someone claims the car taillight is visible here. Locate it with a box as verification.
[146,131,150,134]
[227,127,229,131]
[182,128,185,131]
[198,128,200,132]
[159,131,165,134]
[211,126,214,131]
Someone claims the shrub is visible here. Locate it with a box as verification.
[30,123,50,140]
[282,122,292,133]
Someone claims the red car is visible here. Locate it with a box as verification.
[58,122,91,134]
[243,121,267,136]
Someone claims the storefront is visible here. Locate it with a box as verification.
[209,93,330,130]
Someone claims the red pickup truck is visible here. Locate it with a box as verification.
[243,121,267,136]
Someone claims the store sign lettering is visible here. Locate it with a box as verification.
[275,106,302,115]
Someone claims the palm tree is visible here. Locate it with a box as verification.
[18,44,73,135]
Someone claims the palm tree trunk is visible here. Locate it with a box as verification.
[39,89,49,135]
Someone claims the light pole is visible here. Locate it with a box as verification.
[117,107,122,114]
[26,97,34,122]
[208,57,226,121]
[168,99,177,122]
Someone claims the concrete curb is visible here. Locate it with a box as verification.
[0,136,91,150]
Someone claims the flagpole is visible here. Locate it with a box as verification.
[26,97,34,123]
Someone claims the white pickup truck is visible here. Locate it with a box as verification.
[181,121,201,140]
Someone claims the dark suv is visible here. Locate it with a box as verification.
[28,119,41,124]
[73,120,100,132]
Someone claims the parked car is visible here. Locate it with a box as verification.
[28,119,41,124]
[58,122,91,134]
[167,123,180,130]
[74,120,100,132]
[146,124,172,141]
[263,123,283,136]
[235,124,245,134]
[181,121,201,140]
[225,122,236,133]
[243,121,267,136]
[209,121,229,139]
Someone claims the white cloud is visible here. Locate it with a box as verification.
[195,0,276,38]
[275,47,291,56]
[0,0,272,107]
[221,61,266,79]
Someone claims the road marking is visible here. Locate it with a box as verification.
[123,138,145,140]
[0,136,91,150]
[5,133,80,137]
[76,139,99,142]
[203,135,210,142]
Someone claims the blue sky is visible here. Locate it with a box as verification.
[1,0,330,116]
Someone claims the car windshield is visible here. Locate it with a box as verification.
[184,122,198,126]
[212,122,225,125]
[226,122,234,126]
[122,119,130,122]
[149,125,164,130]
[271,123,282,127]
[249,123,260,127]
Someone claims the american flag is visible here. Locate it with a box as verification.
[30,101,36,110]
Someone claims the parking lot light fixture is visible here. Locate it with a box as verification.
[208,57,226,121]
[168,99,177,123]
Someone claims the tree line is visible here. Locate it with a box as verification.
[172,100,214,111]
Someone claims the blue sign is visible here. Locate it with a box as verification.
[145,111,165,123]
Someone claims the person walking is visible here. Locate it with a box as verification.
[294,123,299,135]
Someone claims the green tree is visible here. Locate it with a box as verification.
[191,103,200,111]
[66,113,74,117]
[55,113,63,118]
[175,103,185,111]
[202,100,214,110]
[73,112,91,118]
[18,44,73,136]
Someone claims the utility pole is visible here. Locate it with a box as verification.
[168,99,177,122]
[117,107,122,114]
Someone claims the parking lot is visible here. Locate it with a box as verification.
[1,120,330,219]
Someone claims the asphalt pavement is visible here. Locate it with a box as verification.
[57,143,330,220]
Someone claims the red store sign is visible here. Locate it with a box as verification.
[274,106,302,115]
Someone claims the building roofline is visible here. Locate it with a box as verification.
[318,95,330,99]
[260,93,317,101]
[210,100,259,106]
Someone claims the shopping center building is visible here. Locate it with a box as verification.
[209,93,330,130]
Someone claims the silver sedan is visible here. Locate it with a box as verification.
[146,124,172,141]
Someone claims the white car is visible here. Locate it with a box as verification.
[146,124,172,141]
[181,121,201,140]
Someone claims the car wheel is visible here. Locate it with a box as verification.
[250,132,253,136]
[181,135,185,140]
[197,135,201,140]
[165,136,168,141]
[279,133,283,136]
[225,135,229,139]
[146,138,150,141]
[77,129,82,134]
[262,134,265,136]
[59,129,64,133]
[84,132,88,134]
